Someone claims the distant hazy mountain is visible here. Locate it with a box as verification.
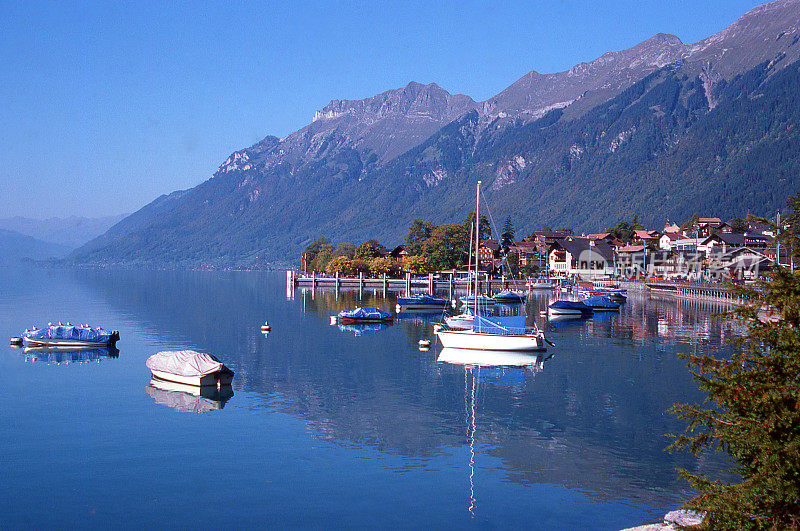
[0,229,72,263]
[72,0,800,267]
[0,214,128,249]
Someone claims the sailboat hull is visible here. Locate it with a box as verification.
[435,329,545,351]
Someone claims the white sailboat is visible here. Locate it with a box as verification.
[436,181,546,352]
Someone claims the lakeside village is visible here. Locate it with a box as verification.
[299,213,793,286]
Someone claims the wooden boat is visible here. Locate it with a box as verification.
[146,350,234,387]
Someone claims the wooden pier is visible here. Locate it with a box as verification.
[286,270,527,297]
[644,280,742,304]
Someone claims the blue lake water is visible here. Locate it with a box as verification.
[0,267,736,529]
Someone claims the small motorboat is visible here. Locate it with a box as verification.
[459,295,494,307]
[527,279,557,290]
[338,307,394,324]
[548,300,594,316]
[579,288,627,302]
[582,295,621,311]
[492,290,526,303]
[20,323,119,349]
[146,350,234,387]
[396,294,449,309]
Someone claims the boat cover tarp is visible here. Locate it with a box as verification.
[396,294,447,305]
[338,307,391,320]
[493,291,525,301]
[146,350,231,377]
[473,315,527,335]
[549,300,592,313]
[23,324,112,343]
[582,295,620,309]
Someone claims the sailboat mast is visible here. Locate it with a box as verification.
[467,222,473,299]
[474,181,481,315]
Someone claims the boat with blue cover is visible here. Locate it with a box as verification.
[21,323,120,348]
[579,287,627,302]
[492,290,526,303]
[547,300,594,316]
[581,295,621,311]
[338,307,394,324]
[396,294,449,309]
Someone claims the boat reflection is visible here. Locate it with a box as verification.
[146,377,234,413]
[337,322,392,336]
[395,310,444,324]
[437,347,546,370]
[22,346,120,364]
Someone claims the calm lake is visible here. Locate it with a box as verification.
[0,267,736,529]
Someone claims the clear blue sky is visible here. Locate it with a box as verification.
[0,0,764,218]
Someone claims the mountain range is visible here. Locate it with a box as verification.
[73,0,800,267]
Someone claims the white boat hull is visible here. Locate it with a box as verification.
[150,369,233,387]
[435,329,545,351]
[23,338,111,348]
[547,307,585,316]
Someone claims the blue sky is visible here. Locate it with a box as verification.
[0,0,764,218]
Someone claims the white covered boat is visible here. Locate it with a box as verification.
[146,350,234,387]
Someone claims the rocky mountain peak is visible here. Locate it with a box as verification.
[312,81,476,124]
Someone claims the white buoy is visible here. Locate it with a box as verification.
[418,339,431,348]
[261,321,271,331]
[330,315,337,325]
[395,304,401,313]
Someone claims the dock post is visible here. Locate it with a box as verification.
[383,273,387,297]
[359,271,363,298]
[312,271,316,288]
[428,273,433,294]
[502,274,506,290]
[405,272,411,295]
[449,272,453,300]
[335,271,340,291]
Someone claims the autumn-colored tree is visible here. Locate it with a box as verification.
[325,256,353,275]
[369,257,396,275]
[402,255,429,275]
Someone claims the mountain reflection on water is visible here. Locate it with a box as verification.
[1,268,738,527]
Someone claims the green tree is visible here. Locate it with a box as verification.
[354,240,384,261]
[501,216,516,252]
[333,242,356,259]
[729,218,749,234]
[506,251,520,277]
[463,212,491,240]
[668,268,800,529]
[785,190,800,238]
[406,220,434,256]
[302,237,332,271]
[682,212,700,235]
[350,259,370,274]
[423,223,469,271]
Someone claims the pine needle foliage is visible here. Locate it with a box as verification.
[668,268,800,529]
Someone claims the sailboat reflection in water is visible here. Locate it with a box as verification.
[437,348,550,516]
[146,378,234,414]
